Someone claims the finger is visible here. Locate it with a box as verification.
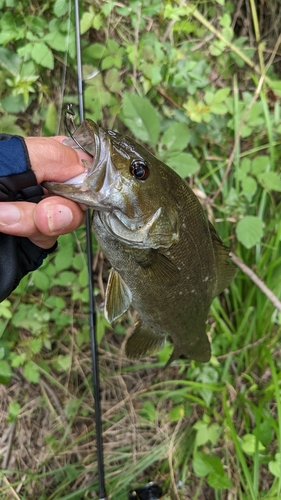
[24,137,92,184]
[0,198,86,249]
[33,196,86,239]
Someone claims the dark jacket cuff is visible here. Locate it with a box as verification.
[0,234,57,302]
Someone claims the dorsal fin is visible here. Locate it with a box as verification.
[208,221,237,297]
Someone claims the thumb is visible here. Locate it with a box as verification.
[24,136,92,184]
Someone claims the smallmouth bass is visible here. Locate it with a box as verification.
[44,119,236,364]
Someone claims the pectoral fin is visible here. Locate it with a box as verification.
[209,221,237,297]
[134,249,180,285]
[125,320,166,359]
[104,269,132,323]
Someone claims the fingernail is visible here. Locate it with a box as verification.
[46,204,73,232]
[0,204,21,226]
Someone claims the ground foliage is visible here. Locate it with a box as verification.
[1,0,281,498]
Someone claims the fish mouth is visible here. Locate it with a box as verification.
[62,171,89,186]
[62,119,100,159]
[43,120,107,206]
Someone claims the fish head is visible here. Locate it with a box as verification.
[44,119,180,249]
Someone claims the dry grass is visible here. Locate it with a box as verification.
[0,327,233,499]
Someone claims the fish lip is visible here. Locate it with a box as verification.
[43,122,118,208]
[65,121,101,186]
[44,121,101,190]
[60,171,89,186]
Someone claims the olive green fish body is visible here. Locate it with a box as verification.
[93,176,216,362]
[44,119,236,364]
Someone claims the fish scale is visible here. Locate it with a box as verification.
[44,119,236,364]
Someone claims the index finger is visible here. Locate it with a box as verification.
[25,137,92,184]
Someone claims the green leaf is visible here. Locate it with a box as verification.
[96,313,110,344]
[78,267,88,288]
[44,102,57,135]
[257,172,281,192]
[101,55,116,70]
[222,26,234,41]
[208,471,231,489]
[220,13,231,28]
[23,361,40,383]
[101,1,115,17]
[241,176,257,197]
[213,87,231,103]
[45,296,66,311]
[0,47,21,75]
[53,0,69,17]
[93,13,103,31]
[54,271,77,286]
[85,43,107,59]
[209,103,228,115]
[105,68,124,93]
[107,38,119,53]
[256,421,273,447]
[140,401,157,422]
[194,424,210,447]
[194,420,221,447]
[169,404,184,422]
[241,434,266,456]
[0,115,25,135]
[160,123,191,155]
[53,354,72,372]
[193,452,214,477]
[31,42,54,69]
[269,453,281,477]
[0,299,12,320]
[236,216,263,249]
[121,93,160,147]
[73,253,85,271]
[30,338,43,354]
[0,359,12,384]
[7,401,21,423]
[167,152,200,177]
[210,39,226,57]
[251,155,269,175]
[157,342,173,363]
[54,245,74,272]
[44,30,67,52]
[80,11,95,35]
[65,399,81,420]
[11,353,26,367]
[32,269,50,291]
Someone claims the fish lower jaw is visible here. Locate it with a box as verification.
[62,172,88,185]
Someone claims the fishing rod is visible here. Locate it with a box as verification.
[73,4,163,499]
[73,1,106,498]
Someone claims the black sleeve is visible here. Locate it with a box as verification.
[0,160,57,303]
[0,234,57,302]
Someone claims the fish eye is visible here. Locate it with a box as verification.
[130,160,150,180]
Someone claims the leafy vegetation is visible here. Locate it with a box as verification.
[1,0,281,498]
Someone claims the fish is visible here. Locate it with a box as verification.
[43,119,236,364]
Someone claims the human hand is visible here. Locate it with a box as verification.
[0,136,91,249]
